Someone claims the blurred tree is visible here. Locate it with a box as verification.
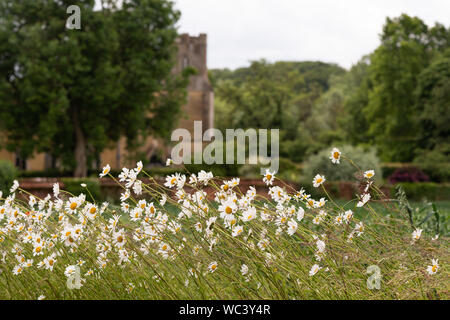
[413,49,450,181]
[0,0,191,176]
[211,60,345,162]
[364,14,450,162]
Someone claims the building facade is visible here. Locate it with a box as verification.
[0,33,214,171]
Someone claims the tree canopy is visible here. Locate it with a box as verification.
[0,0,191,176]
[210,14,450,174]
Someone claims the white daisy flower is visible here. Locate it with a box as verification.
[412,228,423,242]
[426,259,439,275]
[364,170,375,179]
[329,147,341,164]
[10,180,19,193]
[312,174,325,188]
[262,169,275,186]
[309,264,322,276]
[287,219,298,236]
[208,261,218,273]
[357,193,371,207]
[99,164,111,178]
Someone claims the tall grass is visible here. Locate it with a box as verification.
[0,154,447,300]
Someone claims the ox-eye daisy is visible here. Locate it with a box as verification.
[357,193,371,207]
[412,229,423,242]
[232,225,244,237]
[218,199,237,218]
[164,174,179,188]
[426,259,439,275]
[287,219,298,236]
[313,174,325,188]
[364,170,375,179]
[330,147,341,164]
[99,164,110,178]
[309,264,322,276]
[242,206,257,222]
[135,161,143,174]
[208,261,218,273]
[10,180,19,193]
[263,169,275,186]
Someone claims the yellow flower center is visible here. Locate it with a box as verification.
[225,206,232,214]
[90,207,97,214]
[333,151,340,159]
[70,202,77,210]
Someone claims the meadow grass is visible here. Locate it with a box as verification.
[0,156,448,300]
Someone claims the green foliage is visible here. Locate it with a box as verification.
[0,0,190,176]
[18,169,73,178]
[211,60,345,162]
[302,145,382,184]
[392,182,450,201]
[412,49,450,181]
[364,15,450,162]
[413,148,450,182]
[0,160,17,194]
[61,178,101,200]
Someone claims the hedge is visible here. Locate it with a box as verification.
[0,160,17,194]
[391,182,450,201]
[61,178,102,201]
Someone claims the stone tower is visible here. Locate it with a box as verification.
[95,33,215,169]
[174,33,214,137]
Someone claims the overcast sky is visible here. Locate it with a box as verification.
[173,0,449,70]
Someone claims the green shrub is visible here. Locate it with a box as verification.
[391,182,450,201]
[61,178,102,201]
[302,145,382,184]
[0,160,17,195]
[413,147,450,182]
[18,169,73,178]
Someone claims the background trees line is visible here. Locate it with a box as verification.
[0,5,448,182]
[210,14,450,182]
[0,0,192,177]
